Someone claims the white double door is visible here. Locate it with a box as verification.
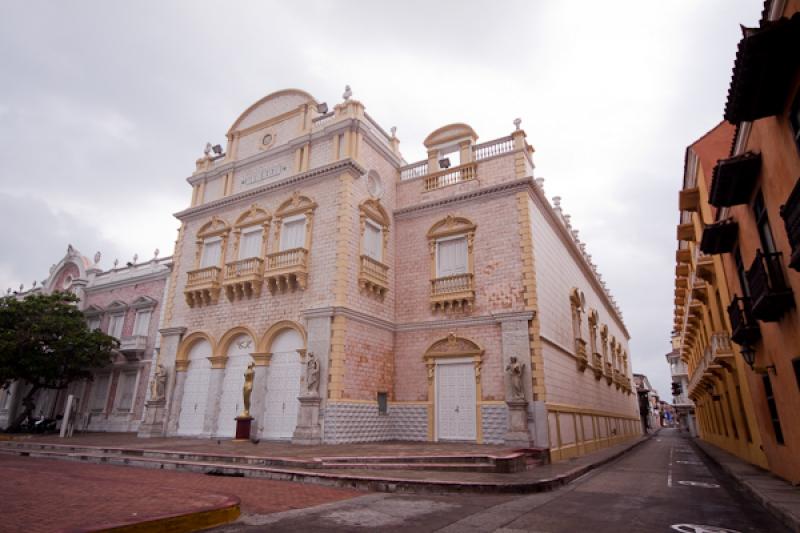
[216,338,253,437]
[177,341,212,436]
[262,349,302,439]
[436,360,477,441]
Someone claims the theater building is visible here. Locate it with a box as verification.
[141,87,639,457]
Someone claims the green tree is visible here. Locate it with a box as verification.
[0,292,117,430]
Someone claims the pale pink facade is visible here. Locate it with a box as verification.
[0,246,171,433]
[146,88,640,457]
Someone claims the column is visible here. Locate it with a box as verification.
[155,327,186,437]
[497,312,539,447]
[249,352,270,438]
[203,357,226,436]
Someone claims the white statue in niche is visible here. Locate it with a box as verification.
[505,356,525,401]
[150,364,168,402]
[306,352,320,395]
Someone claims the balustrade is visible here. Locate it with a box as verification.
[472,136,514,160]
[265,248,309,293]
[430,273,474,311]
[423,162,477,191]
[359,254,389,297]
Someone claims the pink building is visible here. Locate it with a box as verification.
[0,246,171,433]
[142,88,640,458]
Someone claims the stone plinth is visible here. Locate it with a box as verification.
[234,416,253,441]
[137,400,167,438]
[292,395,322,445]
[504,399,531,447]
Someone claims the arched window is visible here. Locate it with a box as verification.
[427,215,476,312]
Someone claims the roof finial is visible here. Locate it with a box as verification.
[153,248,160,260]
[94,251,101,265]
[390,126,397,138]
[343,85,352,101]
[513,118,522,131]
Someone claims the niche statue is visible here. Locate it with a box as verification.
[240,362,255,418]
[150,364,167,402]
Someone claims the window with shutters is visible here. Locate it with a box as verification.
[223,205,270,301]
[238,227,262,259]
[185,216,229,307]
[115,371,137,412]
[280,215,306,251]
[87,317,101,331]
[108,313,124,339]
[92,374,110,412]
[133,310,151,337]
[358,199,390,298]
[427,215,476,312]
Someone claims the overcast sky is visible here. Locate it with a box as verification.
[0,1,763,399]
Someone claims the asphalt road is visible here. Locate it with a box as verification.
[216,428,788,533]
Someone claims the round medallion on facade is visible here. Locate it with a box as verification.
[367,170,383,199]
[261,132,276,149]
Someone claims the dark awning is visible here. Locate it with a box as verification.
[700,218,739,254]
[709,152,761,207]
[724,14,800,123]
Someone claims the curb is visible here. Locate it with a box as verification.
[59,495,241,533]
[690,438,800,533]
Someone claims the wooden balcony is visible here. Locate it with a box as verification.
[780,177,800,271]
[423,162,477,192]
[746,250,794,322]
[358,255,389,298]
[223,257,264,301]
[677,223,695,242]
[728,296,761,346]
[709,152,761,207]
[264,248,308,293]
[700,219,739,255]
[184,266,222,307]
[430,273,474,311]
[679,187,700,212]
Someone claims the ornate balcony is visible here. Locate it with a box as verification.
[265,248,308,293]
[184,266,222,307]
[604,361,613,385]
[423,162,477,192]
[574,338,588,372]
[613,369,622,390]
[592,352,603,380]
[700,219,739,254]
[358,255,389,297]
[710,331,734,365]
[430,273,474,311]
[780,177,800,271]
[119,335,147,361]
[709,152,761,207]
[728,296,761,346]
[223,257,264,301]
[746,250,794,322]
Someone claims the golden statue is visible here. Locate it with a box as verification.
[240,362,255,418]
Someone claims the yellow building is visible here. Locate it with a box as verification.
[674,122,768,468]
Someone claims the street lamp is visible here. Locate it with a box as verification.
[740,345,756,369]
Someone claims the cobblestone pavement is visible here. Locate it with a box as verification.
[0,454,359,532]
[214,429,789,532]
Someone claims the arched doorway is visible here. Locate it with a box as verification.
[262,328,303,439]
[216,333,254,437]
[177,339,212,436]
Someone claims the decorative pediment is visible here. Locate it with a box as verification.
[197,216,230,239]
[423,123,478,149]
[423,332,484,360]
[84,304,104,317]
[276,192,317,219]
[227,89,318,135]
[427,215,477,240]
[105,300,128,314]
[130,296,157,310]
[359,199,389,228]
[569,287,585,310]
[235,204,271,228]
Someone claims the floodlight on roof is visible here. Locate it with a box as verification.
[439,158,451,169]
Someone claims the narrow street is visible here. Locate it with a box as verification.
[218,429,788,532]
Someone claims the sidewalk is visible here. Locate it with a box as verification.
[692,437,800,533]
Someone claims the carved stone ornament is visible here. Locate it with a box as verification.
[505,356,525,401]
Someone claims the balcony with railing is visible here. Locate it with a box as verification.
[708,152,761,207]
[223,257,264,301]
[264,248,308,293]
[358,254,389,297]
[670,361,689,377]
[688,346,713,396]
[604,361,613,385]
[184,266,222,307]
[746,249,794,322]
[710,331,734,365]
[119,335,147,360]
[430,273,474,311]
[728,296,761,345]
[700,218,739,254]
[423,162,477,191]
[592,351,603,380]
[780,177,800,271]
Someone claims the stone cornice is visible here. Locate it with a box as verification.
[159,326,187,337]
[394,178,533,219]
[302,306,533,332]
[175,159,366,221]
[84,268,171,294]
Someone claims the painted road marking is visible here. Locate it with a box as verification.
[676,460,704,466]
[667,446,673,487]
[671,524,741,533]
[677,481,720,489]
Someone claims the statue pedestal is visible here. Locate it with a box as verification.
[137,399,167,438]
[504,399,531,447]
[292,395,322,445]
[234,416,253,441]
